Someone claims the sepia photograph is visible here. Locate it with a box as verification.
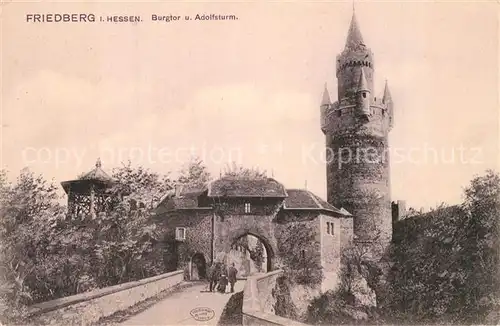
[1,1,499,325]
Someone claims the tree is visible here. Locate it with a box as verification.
[0,168,65,322]
[92,162,173,285]
[111,160,173,210]
[381,170,500,325]
[176,156,211,188]
[460,169,500,323]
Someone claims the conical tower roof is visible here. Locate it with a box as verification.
[357,68,369,92]
[321,83,331,106]
[383,80,392,103]
[345,9,365,50]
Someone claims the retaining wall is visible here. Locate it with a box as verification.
[242,270,307,326]
[28,270,184,325]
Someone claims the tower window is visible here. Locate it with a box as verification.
[244,202,251,213]
[363,92,367,98]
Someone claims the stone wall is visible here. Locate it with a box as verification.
[156,210,214,270]
[28,270,184,325]
[242,270,307,326]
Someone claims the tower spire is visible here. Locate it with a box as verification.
[345,5,365,50]
[383,80,392,103]
[321,82,331,106]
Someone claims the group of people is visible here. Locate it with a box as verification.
[206,262,238,293]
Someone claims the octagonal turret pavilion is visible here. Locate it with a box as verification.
[61,158,116,218]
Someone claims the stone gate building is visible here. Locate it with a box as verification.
[154,177,353,291]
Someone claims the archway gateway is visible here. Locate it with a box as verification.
[190,253,206,281]
[225,233,273,277]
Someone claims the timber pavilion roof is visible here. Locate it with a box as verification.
[61,158,116,195]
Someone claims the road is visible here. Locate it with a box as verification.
[120,281,246,326]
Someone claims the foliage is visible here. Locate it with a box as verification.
[222,161,267,180]
[383,169,500,324]
[0,168,66,322]
[277,222,323,286]
[272,275,298,321]
[306,239,386,325]
[0,163,175,324]
[252,240,265,272]
[111,160,173,209]
[306,287,382,325]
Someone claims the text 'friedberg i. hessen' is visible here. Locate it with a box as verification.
[26,14,144,23]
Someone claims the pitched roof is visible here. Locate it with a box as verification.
[79,158,114,183]
[208,177,287,198]
[283,189,347,215]
[340,207,353,216]
[154,188,210,214]
[345,9,365,50]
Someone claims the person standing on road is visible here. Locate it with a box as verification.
[206,263,215,292]
[227,263,238,293]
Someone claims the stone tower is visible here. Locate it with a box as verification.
[320,9,394,244]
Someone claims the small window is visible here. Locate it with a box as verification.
[175,227,186,241]
[337,110,341,117]
[327,222,334,236]
[363,92,367,98]
[244,202,251,213]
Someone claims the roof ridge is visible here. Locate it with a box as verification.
[307,190,323,209]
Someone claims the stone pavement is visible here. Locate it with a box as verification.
[120,280,246,325]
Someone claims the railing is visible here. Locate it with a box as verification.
[28,270,184,325]
[242,270,308,326]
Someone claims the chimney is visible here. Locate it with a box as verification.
[397,200,406,219]
[392,200,407,223]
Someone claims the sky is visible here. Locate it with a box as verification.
[1,1,499,210]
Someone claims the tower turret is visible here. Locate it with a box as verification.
[383,80,394,128]
[322,7,394,245]
[320,83,331,132]
[321,82,331,107]
[357,68,370,117]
